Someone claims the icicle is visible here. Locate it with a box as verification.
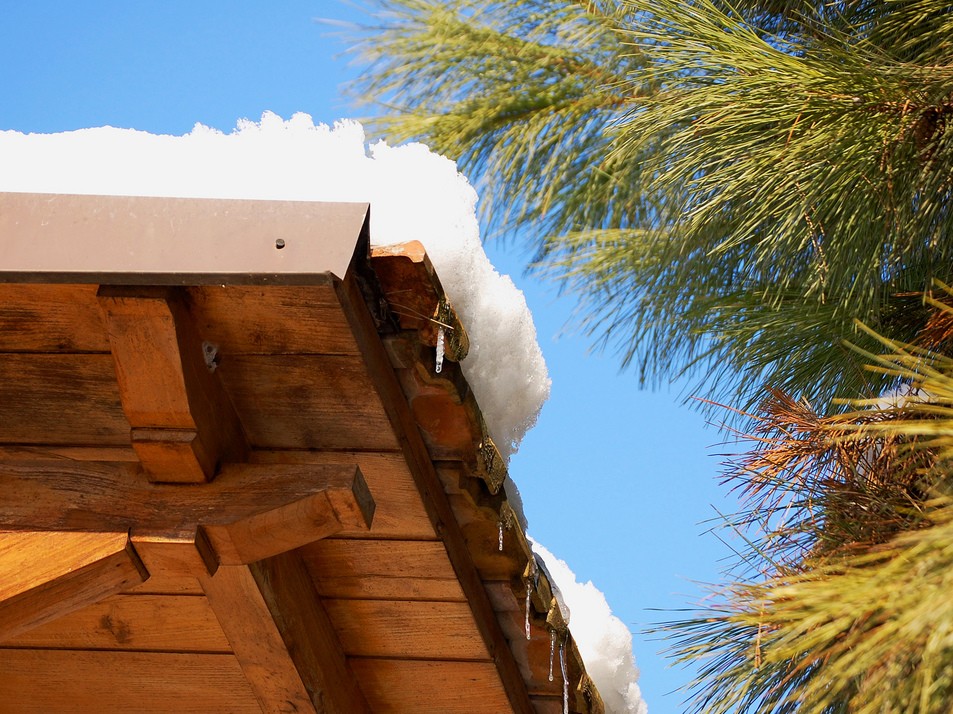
[498,519,504,551]
[435,326,445,373]
[549,630,555,682]
[559,639,569,714]
[524,588,532,640]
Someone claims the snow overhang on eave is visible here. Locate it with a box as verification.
[0,192,369,285]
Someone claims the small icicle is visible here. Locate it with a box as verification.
[549,630,556,682]
[435,326,445,373]
[524,588,532,640]
[559,639,569,714]
[498,520,504,551]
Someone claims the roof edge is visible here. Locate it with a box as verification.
[0,192,370,285]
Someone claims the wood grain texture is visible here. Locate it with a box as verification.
[125,572,204,596]
[349,659,512,714]
[335,272,534,712]
[303,539,465,601]
[324,599,490,660]
[189,285,360,354]
[200,564,319,714]
[0,462,368,545]
[218,355,400,450]
[0,531,147,641]
[201,554,369,714]
[0,354,128,445]
[1,594,230,652]
[0,445,138,462]
[252,552,371,714]
[250,451,435,539]
[0,650,261,713]
[98,286,248,482]
[0,284,110,352]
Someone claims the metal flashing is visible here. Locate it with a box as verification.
[0,193,369,285]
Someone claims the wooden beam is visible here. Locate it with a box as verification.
[126,532,217,594]
[0,462,374,565]
[131,532,219,581]
[303,539,465,601]
[349,659,512,713]
[201,552,370,714]
[0,354,128,446]
[0,650,262,713]
[323,599,491,660]
[98,285,248,482]
[334,272,535,714]
[0,283,110,352]
[2,594,231,652]
[250,451,435,539]
[0,531,147,640]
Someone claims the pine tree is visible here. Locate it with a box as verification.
[352,0,953,412]
[353,1,953,710]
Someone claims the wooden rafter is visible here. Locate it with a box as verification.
[0,462,373,566]
[334,273,536,714]
[0,531,148,641]
[201,552,370,714]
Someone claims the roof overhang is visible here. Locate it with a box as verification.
[0,192,605,714]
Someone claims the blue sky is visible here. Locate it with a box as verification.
[0,3,739,709]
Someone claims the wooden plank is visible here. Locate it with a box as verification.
[126,571,204,595]
[0,354,128,445]
[0,650,261,713]
[335,272,534,712]
[0,283,110,352]
[303,539,465,601]
[0,462,373,564]
[218,355,400,450]
[250,451,435,539]
[349,659,512,714]
[324,599,491,660]
[98,286,248,482]
[1,594,230,652]
[0,531,147,641]
[189,285,360,354]
[201,554,370,714]
[131,533,218,582]
[0,445,138,462]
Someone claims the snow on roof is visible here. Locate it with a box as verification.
[0,112,645,713]
[533,541,648,714]
[0,112,549,459]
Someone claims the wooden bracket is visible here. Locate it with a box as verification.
[97,286,248,483]
[0,530,148,641]
[0,463,374,568]
[200,552,370,714]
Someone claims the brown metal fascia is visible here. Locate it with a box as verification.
[0,192,370,285]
